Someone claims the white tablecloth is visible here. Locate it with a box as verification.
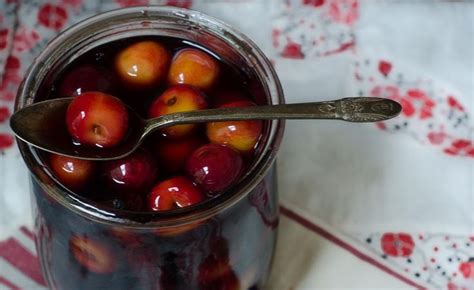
[0,1,473,289]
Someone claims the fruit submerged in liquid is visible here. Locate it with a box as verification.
[65,91,129,148]
[48,36,264,212]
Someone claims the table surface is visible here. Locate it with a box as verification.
[0,1,473,289]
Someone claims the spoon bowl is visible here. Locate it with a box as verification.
[11,98,146,160]
[10,97,402,160]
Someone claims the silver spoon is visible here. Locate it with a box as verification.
[10,97,401,160]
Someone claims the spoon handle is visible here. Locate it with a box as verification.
[145,97,401,134]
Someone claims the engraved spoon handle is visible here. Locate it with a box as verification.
[144,97,402,135]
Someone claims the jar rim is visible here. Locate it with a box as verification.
[15,6,285,229]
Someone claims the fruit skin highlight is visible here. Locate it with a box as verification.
[207,100,262,153]
[168,48,220,91]
[148,85,208,138]
[115,41,170,88]
[66,91,129,148]
[102,149,158,194]
[148,176,204,211]
[49,154,96,191]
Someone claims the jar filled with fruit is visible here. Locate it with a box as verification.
[15,6,284,290]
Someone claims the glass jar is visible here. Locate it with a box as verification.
[14,6,284,290]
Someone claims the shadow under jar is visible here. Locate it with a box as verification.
[14,6,285,290]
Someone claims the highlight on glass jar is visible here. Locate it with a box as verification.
[14,6,284,290]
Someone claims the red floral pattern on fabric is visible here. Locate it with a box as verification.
[303,0,325,8]
[165,0,193,8]
[381,233,415,257]
[281,42,305,59]
[459,261,474,280]
[352,57,472,158]
[371,86,435,120]
[116,0,149,7]
[0,106,10,122]
[328,0,358,25]
[443,139,474,157]
[448,95,465,112]
[427,131,446,145]
[0,2,472,289]
[361,233,474,289]
[378,60,392,77]
[272,0,358,59]
[13,27,40,52]
[0,133,14,150]
[0,56,21,101]
[0,29,8,50]
[448,282,471,290]
[0,0,17,80]
[37,4,68,30]
[4,54,19,70]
